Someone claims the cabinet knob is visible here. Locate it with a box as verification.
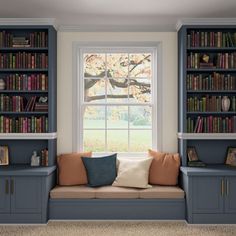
[5,179,9,194]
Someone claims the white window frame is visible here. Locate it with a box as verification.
[72,42,163,157]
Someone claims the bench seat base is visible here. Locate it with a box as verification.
[49,199,185,220]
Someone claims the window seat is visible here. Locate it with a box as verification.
[49,185,185,220]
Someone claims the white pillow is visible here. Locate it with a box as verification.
[112,157,153,189]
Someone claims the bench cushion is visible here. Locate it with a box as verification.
[50,185,184,199]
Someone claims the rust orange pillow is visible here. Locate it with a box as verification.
[57,152,92,186]
[148,149,180,186]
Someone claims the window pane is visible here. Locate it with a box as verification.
[107,53,129,78]
[83,130,105,152]
[84,53,105,77]
[130,106,152,129]
[84,106,105,129]
[84,79,106,103]
[107,78,128,103]
[129,79,151,103]
[107,106,128,128]
[129,130,152,152]
[107,130,128,152]
[129,53,151,78]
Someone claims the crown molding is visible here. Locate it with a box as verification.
[58,24,176,32]
[0,18,58,30]
[176,18,236,31]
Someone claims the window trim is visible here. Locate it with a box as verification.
[72,42,163,157]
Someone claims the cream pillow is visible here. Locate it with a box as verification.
[112,157,153,189]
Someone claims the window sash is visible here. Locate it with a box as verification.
[78,46,158,154]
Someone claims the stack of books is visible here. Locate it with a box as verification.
[34,102,48,112]
[188,160,206,167]
[12,37,30,48]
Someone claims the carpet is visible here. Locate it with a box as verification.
[0,221,236,236]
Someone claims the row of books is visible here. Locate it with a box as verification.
[187,116,236,133]
[0,31,48,48]
[0,95,48,112]
[0,52,48,69]
[187,96,236,112]
[0,116,48,133]
[187,73,236,91]
[187,31,236,48]
[4,73,48,91]
[41,148,49,166]
[187,52,236,69]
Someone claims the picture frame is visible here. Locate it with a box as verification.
[0,146,9,166]
[187,147,199,162]
[225,147,236,167]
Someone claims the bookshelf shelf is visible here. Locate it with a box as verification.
[187,90,236,94]
[0,90,48,94]
[0,69,48,72]
[0,111,48,115]
[177,132,236,140]
[0,132,57,140]
[187,68,236,72]
[187,47,236,51]
[0,47,48,51]
[186,111,236,115]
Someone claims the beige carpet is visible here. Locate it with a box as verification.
[0,221,236,236]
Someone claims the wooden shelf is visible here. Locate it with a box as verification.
[177,132,236,140]
[0,132,57,140]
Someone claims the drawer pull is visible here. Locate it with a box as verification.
[226,179,229,196]
[10,179,14,195]
[5,179,9,194]
[221,179,224,196]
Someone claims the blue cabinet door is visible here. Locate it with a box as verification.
[0,177,10,213]
[10,177,42,214]
[224,177,236,213]
[192,176,224,214]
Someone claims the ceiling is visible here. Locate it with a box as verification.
[0,0,236,31]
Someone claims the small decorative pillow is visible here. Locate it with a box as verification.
[112,157,153,189]
[148,149,180,186]
[82,154,117,187]
[57,152,92,186]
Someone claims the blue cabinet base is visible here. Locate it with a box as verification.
[49,199,185,220]
[192,214,236,224]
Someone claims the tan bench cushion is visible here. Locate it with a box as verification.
[50,185,184,199]
[139,185,184,199]
[95,186,139,199]
[50,185,95,199]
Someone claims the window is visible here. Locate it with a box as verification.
[76,46,159,155]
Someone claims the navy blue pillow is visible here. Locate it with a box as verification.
[82,154,117,187]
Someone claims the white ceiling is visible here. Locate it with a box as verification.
[0,0,236,31]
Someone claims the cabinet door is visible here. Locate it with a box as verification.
[224,177,236,213]
[0,177,10,213]
[10,177,42,214]
[192,176,224,214]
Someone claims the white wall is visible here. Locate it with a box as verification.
[57,32,178,154]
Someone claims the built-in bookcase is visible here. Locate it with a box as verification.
[178,25,236,166]
[0,25,57,167]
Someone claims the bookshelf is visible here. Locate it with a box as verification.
[178,23,236,224]
[0,25,56,223]
[178,25,236,166]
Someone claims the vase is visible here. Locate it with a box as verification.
[222,96,230,112]
[0,78,5,90]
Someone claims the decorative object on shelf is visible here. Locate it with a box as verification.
[0,145,9,165]
[30,151,40,166]
[222,96,231,112]
[187,147,199,161]
[0,78,5,90]
[225,147,236,167]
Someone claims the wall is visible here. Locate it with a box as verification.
[57,32,177,154]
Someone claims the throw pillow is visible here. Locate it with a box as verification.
[82,154,117,187]
[57,152,92,186]
[112,157,153,189]
[148,149,180,186]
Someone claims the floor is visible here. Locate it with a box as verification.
[0,221,236,236]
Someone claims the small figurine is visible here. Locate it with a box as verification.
[31,151,40,166]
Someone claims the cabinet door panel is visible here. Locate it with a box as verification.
[225,177,236,213]
[10,177,42,214]
[0,177,10,213]
[192,177,224,214]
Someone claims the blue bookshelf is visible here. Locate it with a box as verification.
[0,25,57,223]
